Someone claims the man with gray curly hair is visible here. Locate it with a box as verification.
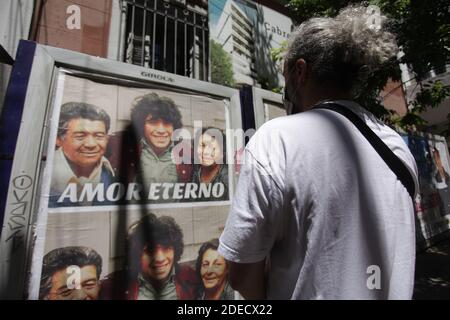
[219,5,419,299]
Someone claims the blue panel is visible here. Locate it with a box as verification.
[239,85,256,144]
[0,40,37,229]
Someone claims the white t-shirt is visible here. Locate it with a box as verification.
[219,100,419,300]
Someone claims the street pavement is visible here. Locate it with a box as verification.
[414,235,450,299]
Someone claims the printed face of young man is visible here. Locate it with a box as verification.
[200,248,228,290]
[197,133,224,166]
[143,115,174,153]
[47,265,100,300]
[57,118,108,174]
[140,244,175,283]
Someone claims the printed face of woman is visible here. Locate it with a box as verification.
[197,133,224,166]
[200,248,228,290]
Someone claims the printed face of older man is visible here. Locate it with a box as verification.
[47,265,100,300]
[57,118,108,176]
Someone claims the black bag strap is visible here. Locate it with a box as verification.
[315,103,416,199]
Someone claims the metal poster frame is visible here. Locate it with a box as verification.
[252,87,284,129]
[0,40,243,299]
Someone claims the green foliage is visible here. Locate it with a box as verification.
[210,40,235,88]
[412,81,450,112]
[269,41,288,93]
[280,0,450,135]
[270,41,288,65]
[287,0,361,22]
[397,111,429,128]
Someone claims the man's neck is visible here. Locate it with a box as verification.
[67,158,97,178]
[302,86,351,112]
[140,271,173,292]
[152,146,169,157]
[149,277,169,292]
[144,139,170,157]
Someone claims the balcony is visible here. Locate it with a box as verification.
[230,3,253,27]
[231,16,253,36]
[232,29,254,50]
[233,43,253,59]
[232,25,254,44]
[232,36,253,53]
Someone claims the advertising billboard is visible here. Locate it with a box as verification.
[402,133,450,245]
[0,41,244,300]
[251,87,285,129]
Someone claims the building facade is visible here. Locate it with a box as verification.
[211,0,292,89]
[118,0,209,80]
[0,0,438,126]
[213,0,257,86]
[28,0,209,80]
[0,1,34,115]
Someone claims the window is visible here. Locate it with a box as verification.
[124,0,209,80]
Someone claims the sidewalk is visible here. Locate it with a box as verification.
[414,234,450,299]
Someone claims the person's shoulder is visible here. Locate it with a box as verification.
[248,116,287,148]
[360,114,420,195]
[176,264,197,283]
[376,123,415,163]
[255,111,327,142]
[175,264,199,298]
[101,270,128,283]
[99,270,133,300]
[246,114,308,156]
[258,114,302,132]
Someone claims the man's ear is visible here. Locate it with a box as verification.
[56,136,63,148]
[295,58,308,85]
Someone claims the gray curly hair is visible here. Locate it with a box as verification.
[284,4,398,97]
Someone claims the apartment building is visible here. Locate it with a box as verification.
[211,0,292,88]
[213,0,257,85]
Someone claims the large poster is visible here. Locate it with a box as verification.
[264,101,286,122]
[34,73,237,300]
[429,138,450,217]
[403,133,450,242]
[49,75,231,208]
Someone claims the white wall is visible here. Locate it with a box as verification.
[0,0,34,114]
[107,0,125,62]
